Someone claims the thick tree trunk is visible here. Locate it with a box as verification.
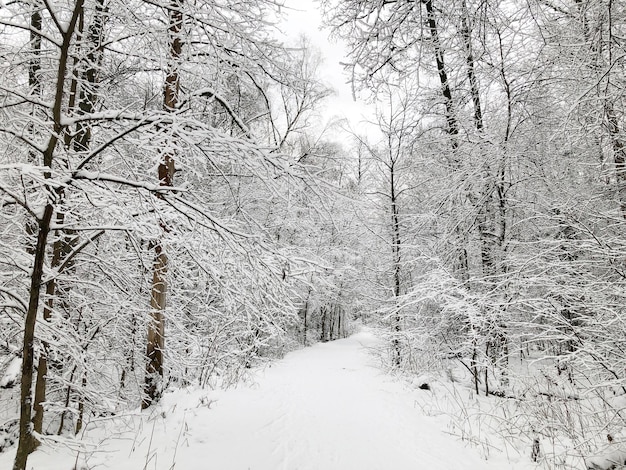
[13,2,84,468]
[425,0,458,151]
[143,243,168,408]
[13,205,54,470]
[460,0,483,133]
[425,0,457,141]
[142,0,183,409]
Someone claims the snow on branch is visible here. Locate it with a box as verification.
[73,170,186,193]
[190,87,253,140]
[0,287,27,313]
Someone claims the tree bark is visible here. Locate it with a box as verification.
[461,0,510,388]
[13,2,84,467]
[605,102,626,219]
[425,0,459,151]
[32,230,65,435]
[142,0,183,409]
[24,4,43,253]
[33,0,106,434]
[390,160,402,367]
[425,0,472,287]
[13,205,53,470]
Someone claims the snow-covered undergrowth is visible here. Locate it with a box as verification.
[378,331,626,470]
[0,355,19,454]
[1,329,538,470]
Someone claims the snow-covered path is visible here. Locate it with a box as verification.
[1,330,530,469]
[189,329,504,470]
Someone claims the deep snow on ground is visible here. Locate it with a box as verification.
[0,330,535,470]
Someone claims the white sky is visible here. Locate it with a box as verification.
[277,0,376,135]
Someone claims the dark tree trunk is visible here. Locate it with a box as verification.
[425,0,472,288]
[425,0,458,150]
[13,2,84,468]
[33,0,106,433]
[13,205,54,470]
[24,5,43,253]
[391,162,402,367]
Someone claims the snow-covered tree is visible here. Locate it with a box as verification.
[0,1,336,468]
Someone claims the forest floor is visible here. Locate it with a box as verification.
[1,329,538,469]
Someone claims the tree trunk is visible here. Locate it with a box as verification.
[462,0,510,386]
[24,5,43,254]
[13,205,54,470]
[56,365,77,435]
[320,306,328,342]
[470,337,480,395]
[33,0,105,433]
[425,0,471,288]
[303,301,308,346]
[142,0,183,409]
[390,161,402,367]
[74,372,87,435]
[14,1,85,468]
[425,0,458,151]
[143,244,168,408]
[32,228,65,435]
[301,285,312,346]
[605,102,626,219]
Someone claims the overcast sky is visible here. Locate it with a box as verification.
[277,0,375,134]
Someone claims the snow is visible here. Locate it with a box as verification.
[0,356,20,389]
[0,330,534,469]
[587,448,626,470]
[0,355,19,453]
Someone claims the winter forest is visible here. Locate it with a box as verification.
[1,0,626,468]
